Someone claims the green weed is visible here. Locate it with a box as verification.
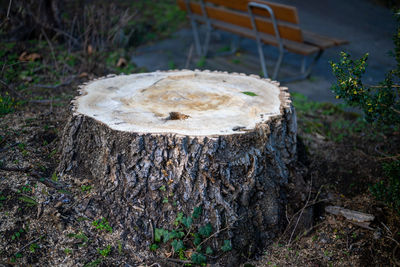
[196,56,206,68]
[0,93,18,115]
[81,185,92,192]
[151,206,232,265]
[92,218,112,233]
[29,243,39,253]
[18,196,38,206]
[83,258,102,267]
[97,245,111,257]
[11,228,24,240]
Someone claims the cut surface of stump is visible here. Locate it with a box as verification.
[58,70,297,264]
[75,71,283,135]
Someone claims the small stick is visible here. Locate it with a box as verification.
[6,0,13,18]
[33,75,76,89]
[164,257,191,264]
[288,178,313,245]
[197,222,235,248]
[15,236,42,255]
[41,28,59,71]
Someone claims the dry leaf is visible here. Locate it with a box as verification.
[26,53,41,61]
[116,57,127,68]
[184,249,193,259]
[79,72,89,78]
[19,52,41,62]
[164,251,173,258]
[87,45,93,55]
[18,51,28,61]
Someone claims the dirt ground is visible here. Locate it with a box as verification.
[1,0,400,265]
[1,45,400,267]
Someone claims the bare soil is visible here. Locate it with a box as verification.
[1,40,400,267]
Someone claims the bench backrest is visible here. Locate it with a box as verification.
[177,0,303,42]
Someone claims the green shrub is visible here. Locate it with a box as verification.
[370,160,400,214]
[330,11,400,214]
[330,12,400,127]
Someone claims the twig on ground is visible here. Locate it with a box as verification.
[30,171,66,190]
[164,257,192,264]
[368,84,400,88]
[0,79,22,97]
[381,222,393,235]
[288,178,312,245]
[29,99,56,104]
[0,0,13,30]
[0,165,31,173]
[23,7,80,47]
[15,236,43,255]
[278,198,327,244]
[33,75,76,89]
[375,144,390,157]
[0,165,66,190]
[0,142,19,153]
[197,224,232,248]
[377,154,400,161]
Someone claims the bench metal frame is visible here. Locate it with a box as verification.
[185,0,324,82]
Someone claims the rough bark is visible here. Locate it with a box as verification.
[57,70,297,262]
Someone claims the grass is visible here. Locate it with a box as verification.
[291,92,371,142]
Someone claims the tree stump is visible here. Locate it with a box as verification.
[58,70,297,262]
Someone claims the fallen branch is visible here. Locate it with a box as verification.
[325,206,375,223]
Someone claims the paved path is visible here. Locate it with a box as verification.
[131,0,396,102]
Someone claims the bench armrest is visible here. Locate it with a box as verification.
[247,1,283,51]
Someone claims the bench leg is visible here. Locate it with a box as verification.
[280,50,324,83]
[188,19,202,56]
[304,50,323,77]
[272,49,284,80]
[188,17,212,57]
[202,24,212,57]
[301,56,307,74]
[256,39,269,78]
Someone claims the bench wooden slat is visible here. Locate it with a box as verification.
[204,0,299,24]
[208,19,319,55]
[303,31,349,48]
[178,0,303,42]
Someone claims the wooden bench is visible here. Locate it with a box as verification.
[177,0,348,81]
